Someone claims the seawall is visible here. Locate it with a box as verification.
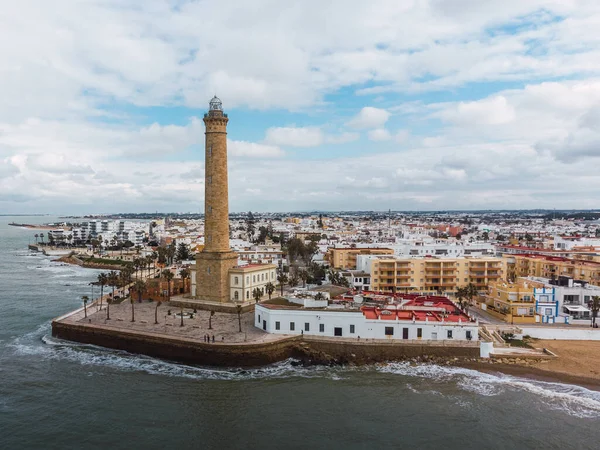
[52,321,301,367]
[51,319,480,367]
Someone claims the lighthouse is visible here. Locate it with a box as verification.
[194,96,238,303]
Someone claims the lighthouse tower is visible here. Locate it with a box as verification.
[195,96,238,303]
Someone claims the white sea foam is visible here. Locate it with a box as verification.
[378,362,600,418]
[10,324,347,382]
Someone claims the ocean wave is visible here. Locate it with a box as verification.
[10,324,347,382]
[378,362,600,418]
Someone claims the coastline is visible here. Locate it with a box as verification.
[457,361,600,391]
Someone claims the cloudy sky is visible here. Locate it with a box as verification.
[1,0,600,214]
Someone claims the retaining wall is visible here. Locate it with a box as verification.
[52,321,299,367]
[520,327,600,341]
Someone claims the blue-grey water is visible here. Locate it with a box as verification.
[1,216,599,449]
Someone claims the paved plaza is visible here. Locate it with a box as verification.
[65,299,286,344]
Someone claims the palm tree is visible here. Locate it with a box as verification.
[179,268,190,295]
[82,295,89,318]
[133,279,146,303]
[162,269,174,301]
[146,255,154,278]
[455,286,466,310]
[252,287,262,303]
[106,298,112,320]
[299,269,309,288]
[97,272,108,310]
[107,270,119,303]
[465,283,478,307]
[277,270,288,296]
[34,233,39,244]
[591,296,600,328]
[265,282,275,300]
[132,258,141,278]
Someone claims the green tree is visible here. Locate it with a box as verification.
[133,279,146,303]
[253,287,263,303]
[107,270,119,303]
[265,282,275,300]
[176,242,191,262]
[162,269,174,301]
[246,211,256,242]
[97,272,108,310]
[455,286,469,311]
[277,269,288,296]
[179,267,190,294]
[299,269,309,288]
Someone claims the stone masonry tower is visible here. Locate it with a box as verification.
[195,96,238,303]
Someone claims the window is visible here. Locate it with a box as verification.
[545,308,553,315]
[304,323,310,332]
[253,275,256,282]
[208,206,212,213]
[262,273,265,281]
[234,276,239,285]
[246,276,249,284]
[234,291,239,300]
[246,291,249,299]
[208,146,212,156]
[319,324,325,332]
[258,315,261,323]
[385,327,394,336]
[466,330,472,340]
[417,328,422,338]
[349,325,355,334]
[207,267,211,274]
[275,321,280,330]
[290,322,295,331]
[447,330,453,339]
[208,176,212,185]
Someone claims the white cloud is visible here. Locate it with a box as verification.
[395,129,410,143]
[228,140,284,158]
[347,107,390,129]
[438,96,516,125]
[325,132,360,144]
[368,128,392,141]
[264,127,323,147]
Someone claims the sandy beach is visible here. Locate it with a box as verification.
[461,340,600,390]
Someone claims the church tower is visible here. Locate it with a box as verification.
[195,96,238,303]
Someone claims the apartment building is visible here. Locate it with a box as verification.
[504,254,600,285]
[356,255,503,294]
[327,247,394,270]
[479,279,537,324]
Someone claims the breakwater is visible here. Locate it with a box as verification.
[52,318,481,367]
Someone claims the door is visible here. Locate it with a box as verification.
[262,320,266,330]
[334,327,342,337]
[431,332,437,340]
[402,328,409,339]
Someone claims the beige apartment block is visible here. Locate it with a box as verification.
[367,256,503,294]
[328,247,395,270]
[504,254,600,284]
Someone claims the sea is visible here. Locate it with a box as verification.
[1,216,599,450]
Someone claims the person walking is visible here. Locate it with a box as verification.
[212,335,215,343]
